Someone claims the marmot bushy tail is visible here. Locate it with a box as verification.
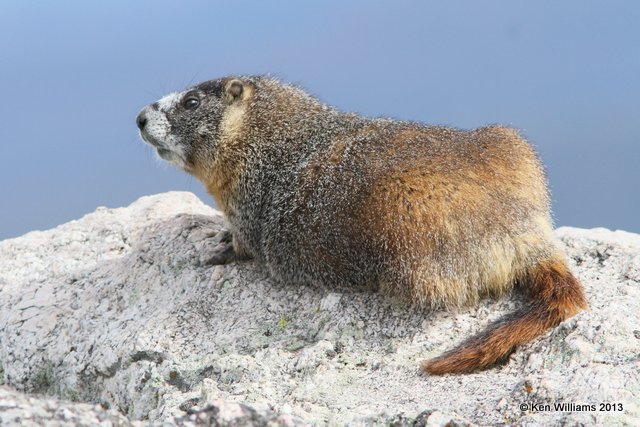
[421,257,588,374]
[136,75,588,375]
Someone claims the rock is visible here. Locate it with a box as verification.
[171,400,305,426]
[0,386,306,427]
[0,192,638,426]
[0,385,132,427]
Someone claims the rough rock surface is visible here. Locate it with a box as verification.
[0,192,638,426]
[0,385,132,427]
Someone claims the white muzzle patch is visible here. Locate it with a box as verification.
[139,92,189,170]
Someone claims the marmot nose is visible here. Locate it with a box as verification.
[136,110,148,130]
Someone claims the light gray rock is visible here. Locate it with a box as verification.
[0,385,309,427]
[0,385,132,427]
[0,192,638,426]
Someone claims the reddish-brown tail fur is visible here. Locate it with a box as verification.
[421,258,588,375]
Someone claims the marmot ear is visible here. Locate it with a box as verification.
[224,79,244,104]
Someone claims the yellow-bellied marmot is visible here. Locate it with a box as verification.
[136,76,587,374]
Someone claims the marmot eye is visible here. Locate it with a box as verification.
[183,97,200,110]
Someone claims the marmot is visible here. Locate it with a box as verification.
[136,75,587,374]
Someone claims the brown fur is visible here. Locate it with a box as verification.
[139,76,588,375]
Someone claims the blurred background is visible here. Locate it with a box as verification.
[1,0,638,240]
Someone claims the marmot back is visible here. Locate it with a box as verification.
[137,75,587,374]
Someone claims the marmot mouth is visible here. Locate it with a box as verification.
[155,147,192,173]
[139,132,164,148]
[156,148,174,160]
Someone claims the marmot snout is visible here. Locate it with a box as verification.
[138,75,587,374]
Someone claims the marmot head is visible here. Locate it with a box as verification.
[136,77,253,175]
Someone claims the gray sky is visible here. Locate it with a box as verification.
[1,1,638,240]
